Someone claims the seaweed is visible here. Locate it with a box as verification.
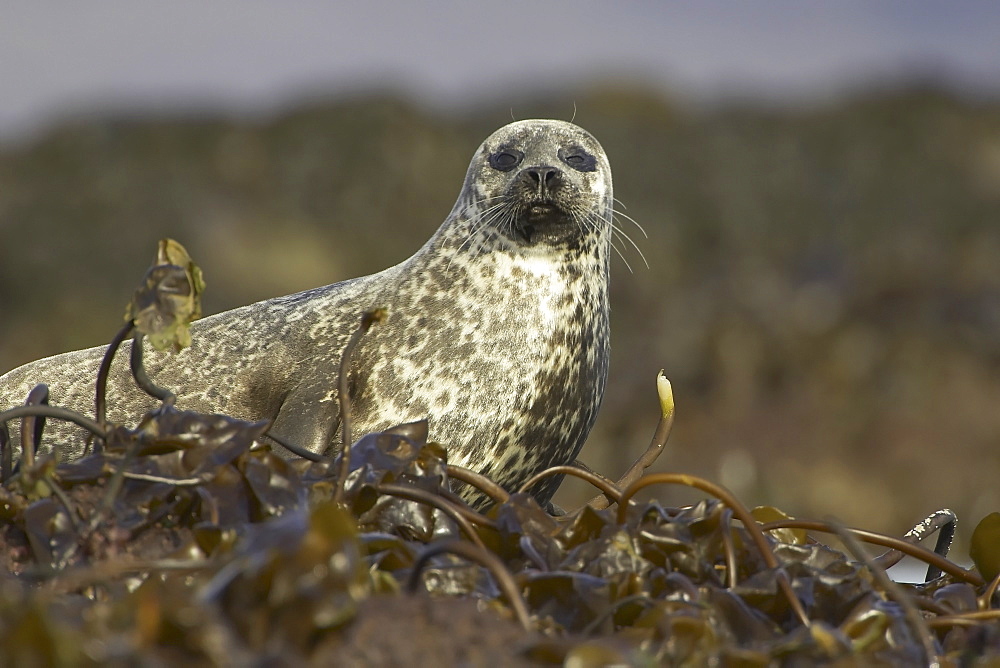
[0,240,998,665]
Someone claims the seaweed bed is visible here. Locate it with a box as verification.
[1,242,999,666]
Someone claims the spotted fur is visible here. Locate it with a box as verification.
[0,119,613,506]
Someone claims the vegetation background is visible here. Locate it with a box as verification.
[2,83,998,546]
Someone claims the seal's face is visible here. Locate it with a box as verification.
[457,119,613,252]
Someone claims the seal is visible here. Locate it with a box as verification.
[0,119,614,506]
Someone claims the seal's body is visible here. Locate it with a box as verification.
[0,119,613,505]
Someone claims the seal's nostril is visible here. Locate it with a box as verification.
[525,167,560,192]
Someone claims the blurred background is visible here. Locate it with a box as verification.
[2,2,999,545]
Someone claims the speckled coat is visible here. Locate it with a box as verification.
[0,119,614,506]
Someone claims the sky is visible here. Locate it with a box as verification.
[3,1,1000,144]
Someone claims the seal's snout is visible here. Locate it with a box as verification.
[510,165,579,244]
[522,165,563,197]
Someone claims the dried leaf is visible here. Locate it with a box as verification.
[970,511,1000,581]
[125,238,205,352]
[752,505,807,545]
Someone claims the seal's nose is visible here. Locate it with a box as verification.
[524,166,561,196]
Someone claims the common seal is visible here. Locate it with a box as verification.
[0,119,614,506]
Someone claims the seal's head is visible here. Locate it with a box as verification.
[446,119,613,255]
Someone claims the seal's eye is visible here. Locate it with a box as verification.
[488,148,524,172]
[558,147,597,172]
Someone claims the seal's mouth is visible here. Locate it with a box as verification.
[515,203,575,244]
